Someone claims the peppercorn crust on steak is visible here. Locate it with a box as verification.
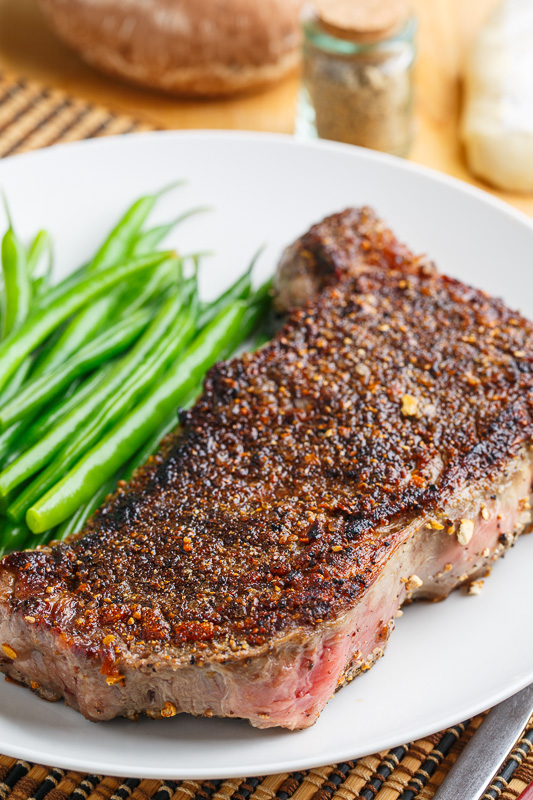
[1,208,533,730]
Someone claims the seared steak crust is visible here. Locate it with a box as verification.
[3,267,533,659]
[1,210,533,728]
[274,206,433,311]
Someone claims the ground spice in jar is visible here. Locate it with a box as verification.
[297,0,417,156]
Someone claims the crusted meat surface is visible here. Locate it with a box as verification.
[274,206,434,312]
[1,211,533,729]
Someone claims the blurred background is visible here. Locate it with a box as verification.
[0,0,531,215]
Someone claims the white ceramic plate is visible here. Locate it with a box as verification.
[1,131,533,779]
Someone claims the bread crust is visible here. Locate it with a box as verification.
[37,0,303,96]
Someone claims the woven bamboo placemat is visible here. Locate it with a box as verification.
[0,71,155,158]
[0,69,533,799]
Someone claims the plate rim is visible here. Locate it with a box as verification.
[1,669,533,779]
[0,129,532,779]
[1,127,532,233]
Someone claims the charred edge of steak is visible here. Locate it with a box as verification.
[274,206,435,312]
[0,450,531,729]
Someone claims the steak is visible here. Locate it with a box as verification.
[1,209,533,730]
[274,206,434,312]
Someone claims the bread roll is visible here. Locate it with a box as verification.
[37,0,304,97]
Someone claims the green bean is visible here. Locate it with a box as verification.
[0,308,151,430]
[132,225,174,257]
[0,293,180,498]
[29,292,120,377]
[34,262,88,309]
[26,302,248,532]
[197,247,263,329]
[0,422,26,470]
[0,485,18,514]
[123,256,182,314]
[0,373,98,471]
[21,370,107,452]
[11,307,196,521]
[254,275,274,302]
[0,369,114,472]
[0,359,42,467]
[55,475,118,541]
[36,251,179,372]
[27,230,51,276]
[122,416,177,481]
[217,277,273,360]
[32,274,51,298]
[91,182,183,272]
[53,383,203,541]
[0,250,170,393]
[34,283,116,374]
[32,185,183,368]
[1,223,30,339]
[124,253,204,318]
[198,273,250,329]
[240,279,273,334]
[130,207,210,257]
[28,228,53,305]
[0,357,31,406]
[0,520,30,558]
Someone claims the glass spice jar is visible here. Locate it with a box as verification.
[296,0,417,157]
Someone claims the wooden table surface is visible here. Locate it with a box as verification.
[0,0,531,218]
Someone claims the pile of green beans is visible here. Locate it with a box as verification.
[0,188,272,556]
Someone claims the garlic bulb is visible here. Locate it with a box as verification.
[462,0,533,192]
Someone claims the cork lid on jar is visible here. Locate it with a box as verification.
[315,0,411,43]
